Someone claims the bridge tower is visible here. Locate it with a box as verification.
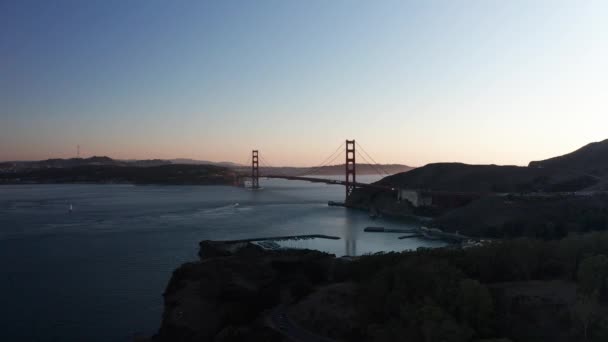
[345,140,356,198]
[251,150,259,189]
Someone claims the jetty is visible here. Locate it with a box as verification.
[217,234,341,244]
[398,234,423,239]
[364,227,416,233]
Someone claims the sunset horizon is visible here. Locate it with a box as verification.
[3,137,607,169]
[3,1,607,166]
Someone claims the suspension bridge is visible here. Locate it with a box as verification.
[238,140,397,199]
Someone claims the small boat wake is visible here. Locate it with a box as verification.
[198,203,242,216]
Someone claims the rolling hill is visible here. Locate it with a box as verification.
[374,139,608,193]
[529,139,608,177]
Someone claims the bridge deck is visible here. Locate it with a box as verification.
[263,175,395,191]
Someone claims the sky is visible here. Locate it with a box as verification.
[1,0,607,167]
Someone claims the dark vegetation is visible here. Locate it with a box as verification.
[0,164,236,185]
[434,193,608,239]
[152,233,608,342]
[342,233,608,342]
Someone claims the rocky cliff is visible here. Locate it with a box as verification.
[150,241,337,342]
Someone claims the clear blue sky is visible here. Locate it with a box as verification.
[1,0,607,166]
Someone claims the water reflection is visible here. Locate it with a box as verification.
[344,213,357,256]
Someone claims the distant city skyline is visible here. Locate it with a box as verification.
[2,1,607,166]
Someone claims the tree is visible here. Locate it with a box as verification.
[419,305,472,342]
[573,293,600,341]
[578,255,608,299]
[457,279,494,336]
[575,255,608,340]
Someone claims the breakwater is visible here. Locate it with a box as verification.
[216,234,341,243]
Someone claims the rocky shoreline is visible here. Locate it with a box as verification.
[148,240,343,342]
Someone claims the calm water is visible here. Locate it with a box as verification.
[0,177,443,341]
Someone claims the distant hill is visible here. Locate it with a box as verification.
[529,139,608,177]
[233,163,413,176]
[169,159,243,167]
[0,156,177,172]
[0,156,126,171]
[0,157,245,173]
[0,164,236,185]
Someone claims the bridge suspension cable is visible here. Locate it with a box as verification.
[258,155,279,176]
[355,150,387,178]
[240,139,400,198]
[355,141,390,177]
[296,146,345,177]
[259,155,272,167]
[293,142,346,177]
[241,154,251,169]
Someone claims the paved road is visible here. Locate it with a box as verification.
[268,305,335,342]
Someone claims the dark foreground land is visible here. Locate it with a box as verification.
[148,233,608,342]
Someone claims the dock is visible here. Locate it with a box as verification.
[398,234,423,239]
[217,234,341,243]
[364,227,416,233]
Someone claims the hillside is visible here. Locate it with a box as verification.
[375,162,596,193]
[369,139,608,193]
[529,139,608,177]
